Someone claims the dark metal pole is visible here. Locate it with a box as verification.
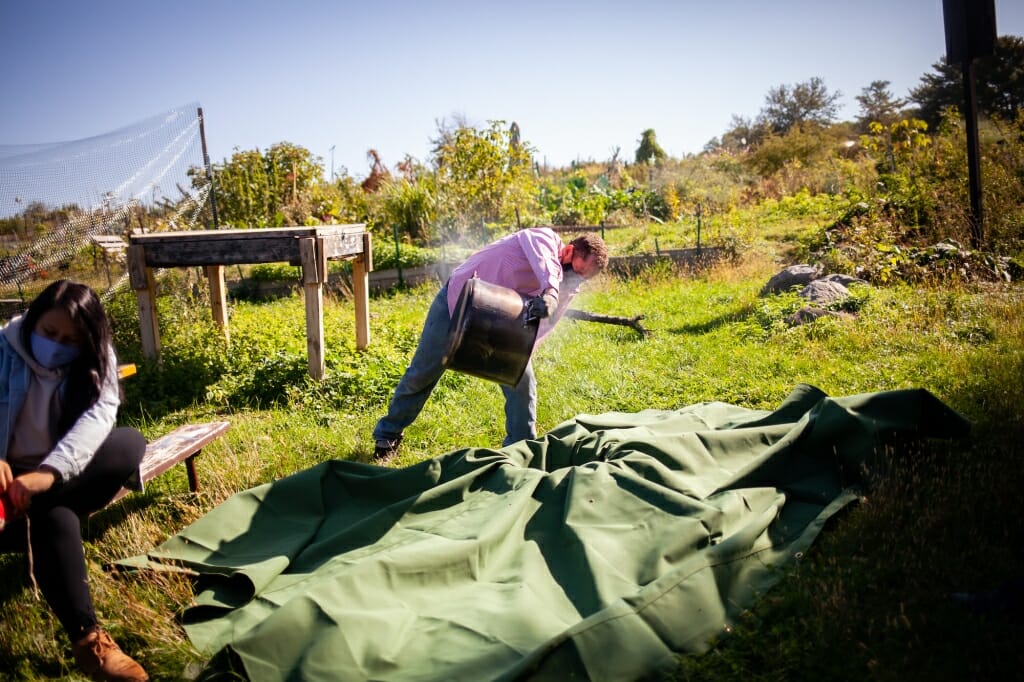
[198,107,220,229]
[696,203,703,252]
[392,224,404,288]
[961,60,984,248]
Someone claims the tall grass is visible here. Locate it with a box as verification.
[1,242,1021,680]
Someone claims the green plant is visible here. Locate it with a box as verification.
[378,176,436,242]
[431,119,539,237]
[249,262,301,282]
[366,241,438,271]
[204,142,326,228]
[635,128,667,165]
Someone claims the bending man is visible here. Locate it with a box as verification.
[372,228,608,458]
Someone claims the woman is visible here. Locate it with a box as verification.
[0,280,148,682]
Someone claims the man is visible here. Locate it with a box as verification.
[372,228,608,459]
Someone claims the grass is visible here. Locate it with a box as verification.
[1,223,1022,680]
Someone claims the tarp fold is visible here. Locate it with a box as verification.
[120,384,968,681]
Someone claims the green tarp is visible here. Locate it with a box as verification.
[121,385,969,681]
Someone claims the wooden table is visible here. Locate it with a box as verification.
[90,234,128,287]
[127,224,372,380]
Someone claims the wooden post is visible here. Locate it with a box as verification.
[353,232,372,350]
[300,237,326,380]
[204,264,229,343]
[102,249,112,288]
[127,245,161,361]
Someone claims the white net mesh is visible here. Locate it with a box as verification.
[0,103,211,299]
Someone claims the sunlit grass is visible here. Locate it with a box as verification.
[1,243,1021,680]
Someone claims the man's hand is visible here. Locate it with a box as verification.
[525,289,558,321]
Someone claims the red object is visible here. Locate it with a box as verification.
[0,492,12,532]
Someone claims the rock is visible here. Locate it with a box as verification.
[799,279,850,305]
[760,264,821,296]
[786,307,854,326]
[818,273,866,287]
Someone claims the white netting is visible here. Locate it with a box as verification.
[0,103,212,298]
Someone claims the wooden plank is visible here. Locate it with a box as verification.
[139,238,304,266]
[205,264,229,341]
[300,237,325,380]
[129,225,366,267]
[126,245,148,290]
[138,421,230,483]
[108,421,230,505]
[128,245,161,361]
[90,235,128,252]
[353,233,371,350]
[130,224,364,242]
[362,229,373,272]
[319,231,365,260]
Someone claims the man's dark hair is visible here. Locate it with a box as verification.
[570,233,609,271]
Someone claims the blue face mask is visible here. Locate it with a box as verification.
[30,331,81,369]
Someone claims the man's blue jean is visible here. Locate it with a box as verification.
[373,284,537,448]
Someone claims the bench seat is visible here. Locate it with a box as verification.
[110,421,230,505]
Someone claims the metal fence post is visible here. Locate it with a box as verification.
[392,224,404,288]
[696,204,703,252]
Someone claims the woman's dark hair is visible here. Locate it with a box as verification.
[20,279,113,434]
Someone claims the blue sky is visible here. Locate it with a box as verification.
[2,0,1022,180]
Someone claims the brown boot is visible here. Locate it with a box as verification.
[72,627,149,682]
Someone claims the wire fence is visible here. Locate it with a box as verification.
[0,103,211,300]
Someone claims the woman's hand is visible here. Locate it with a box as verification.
[6,470,56,513]
[0,460,12,492]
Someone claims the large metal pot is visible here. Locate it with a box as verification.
[442,277,539,386]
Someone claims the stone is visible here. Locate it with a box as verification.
[799,279,850,305]
[760,264,822,295]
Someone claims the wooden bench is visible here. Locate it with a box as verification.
[109,421,230,505]
[90,234,128,253]
[90,234,128,287]
[1,298,26,321]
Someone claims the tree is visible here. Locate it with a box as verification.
[745,123,850,178]
[430,119,537,237]
[909,35,1024,129]
[360,149,390,193]
[634,129,667,165]
[855,80,906,131]
[757,77,842,135]
[379,176,436,242]
[207,143,325,228]
[705,115,770,153]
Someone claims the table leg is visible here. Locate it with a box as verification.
[127,245,161,362]
[205,264,230,343]
[300,236,326,380]
[353,233,372,349]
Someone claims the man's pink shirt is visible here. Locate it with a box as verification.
[447,228,582,344]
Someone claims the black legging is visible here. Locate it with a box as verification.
[0,427,146,641]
